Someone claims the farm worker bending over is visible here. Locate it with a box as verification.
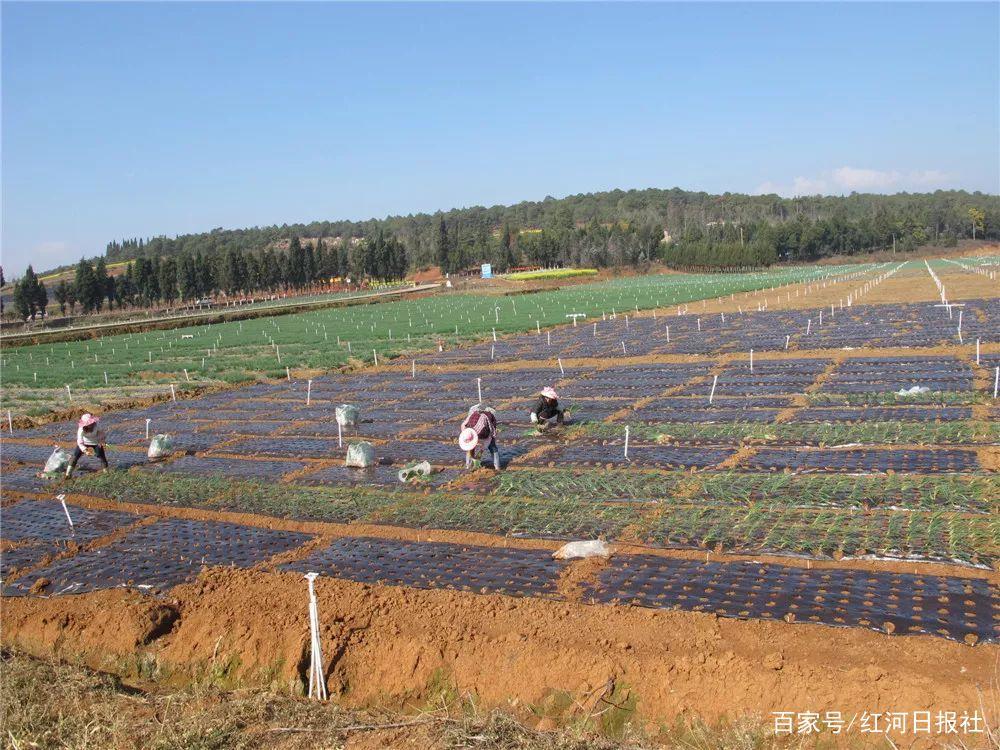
[66,413,109,478]
[459,405,501,470]
[531,387,566,429]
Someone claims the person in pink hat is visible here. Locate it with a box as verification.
[66,413,109,478]
[459,404,501,470]
[530,387,567,430]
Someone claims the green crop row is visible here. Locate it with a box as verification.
[496,468,997,513]
[571,420,1000,445]
[68,466,999,565]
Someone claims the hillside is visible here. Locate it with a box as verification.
[101,187,999,273]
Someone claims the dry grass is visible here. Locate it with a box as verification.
[1,650,815,750]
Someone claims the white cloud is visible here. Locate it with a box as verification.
[831,167,901,191]
[754,167,955,198]
[792,175,830,195]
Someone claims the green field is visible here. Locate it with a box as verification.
[0,263,872,418]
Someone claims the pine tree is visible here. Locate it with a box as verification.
[74,259,99,312]
[54,279,71,315]
[435,218,450,273]
[287,236,305,286]
[12,280,31,319]
[159,257,178,301]
[499,224,515,271]
[35,280,48,317]
[93,258,109,311]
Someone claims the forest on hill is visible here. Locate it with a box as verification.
[103,188,997,275]
[7,188,996,320]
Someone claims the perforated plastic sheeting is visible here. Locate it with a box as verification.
[223,437,347,459]
[747,447,980,473]
[1,542,60,584]
[636,409,781,424]
[282,536,561,599]
[581,555,999,644]
[147,455,307,479]
[1,441,64,467]
[536,443,735,469]
[5,517,313,597]
[1,466,50,493]
[1,499,139,544]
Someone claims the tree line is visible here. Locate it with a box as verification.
[9,232,409,318]
[99,188,998,273]
[8,188,997,320]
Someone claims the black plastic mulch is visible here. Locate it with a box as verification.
[1,499,139,544]
[145,455,307,480]
[4,517,312,597]
[282,536,561,599]
[582,555,999,644]
[534,443,735,469]
[746,448,980,473]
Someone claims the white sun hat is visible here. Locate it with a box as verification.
[459,427,479,451]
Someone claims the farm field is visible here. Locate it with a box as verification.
[0,262,881,420]
[1,255,999,745]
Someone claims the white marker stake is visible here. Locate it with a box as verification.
[57,494,74,533]
[184,368,190,382]
[957,310,963,338]
[536,321,540,334]
[785,335,790,350]
[593,322,598,337]
[492,328,497,342]
[286,366,291,381]
[558,358,565,377]
[145,419,151,439]
[490,345,495,360]
[412,360,416,378]
[547,331,551,346]
[709,374,718,405]
[806,319,811,335]
[65,385,72,402]
[995,367,999,400]
[623,426,630,461]
[976,339,980,366]
[477,377,483,403]
[373,350,378,367]
[303,572,328,700]
[621,341,627,356]
[665,325,670,343]
[750,349,754,373]
[7,410,12,433]
[170,384,176,401]
[306,380,313,405]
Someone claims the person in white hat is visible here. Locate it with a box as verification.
[66,413,108,478]
[459,404,501,470]
[530,387,567,430]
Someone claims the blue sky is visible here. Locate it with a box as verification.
[2,1,998,277]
